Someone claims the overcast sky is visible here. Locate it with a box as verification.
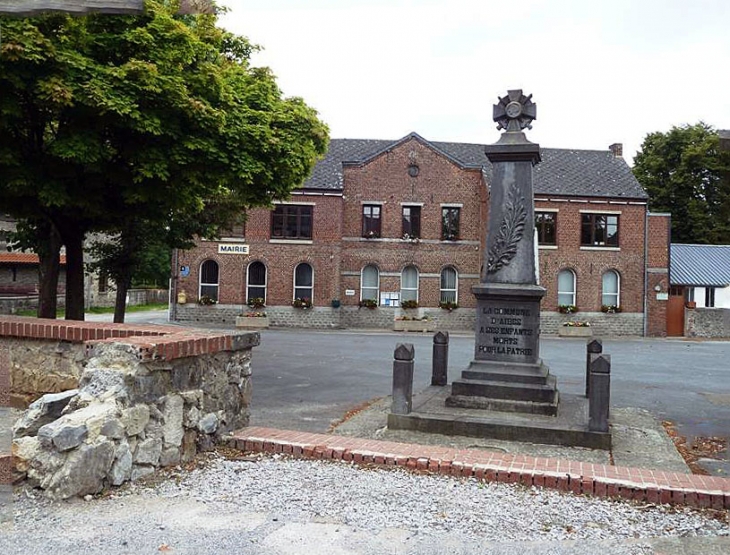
[219,0,730,164]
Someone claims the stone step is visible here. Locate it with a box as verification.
[461,365,551,385]
[450,375,558,404]
[445,393,559,416]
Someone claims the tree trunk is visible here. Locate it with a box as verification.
[36,222,62,319]
[113,276,130,323]
[61,226,87,321]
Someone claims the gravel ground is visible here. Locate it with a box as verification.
[1,452,728,554]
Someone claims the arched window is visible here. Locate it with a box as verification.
[557,269,576,307]
[246,261,267,304]
[294,263,314,303]
[440,267,458,303]
[199,260,219,302]
[400,265,419,303]
[361,265,379,302]
[602,270,620,308]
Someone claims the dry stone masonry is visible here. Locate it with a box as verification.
[1,316,258,499]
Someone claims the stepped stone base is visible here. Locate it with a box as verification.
[388,386,611,450]
[447,360,560,415]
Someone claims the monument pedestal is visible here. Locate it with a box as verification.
[388,90,611,449]
[446,283,559,415]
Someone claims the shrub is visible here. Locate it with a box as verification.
[292,297,312,309]
[198,295,217,306]
[400,300,419,309]
[558,304,578,314]
[247,297,266,309]
[601,305,622,313]
[358,299,377,309]
[438,300,458,311]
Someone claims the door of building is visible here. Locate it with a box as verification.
[666,286,685,336]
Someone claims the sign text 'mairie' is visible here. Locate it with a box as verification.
[218,244,249,255]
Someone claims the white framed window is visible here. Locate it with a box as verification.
[361,265,379,301]
[440,267,458,303]
[557,269,576,307]
[401,265,419,303]
[246,261,267,304]
[199,260,220,302]
[294,263,314,303]
[602,270,620,307]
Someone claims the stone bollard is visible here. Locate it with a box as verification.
[431,331,449,386]
[392,343,415,415]
[588,353,611,433]
[586,338,603,398]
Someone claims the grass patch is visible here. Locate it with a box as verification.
[15,303,168,318]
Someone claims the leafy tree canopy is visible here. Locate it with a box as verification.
[633,123,730,245]
[0,0,329,319]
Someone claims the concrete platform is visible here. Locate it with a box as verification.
[388,386,611,450]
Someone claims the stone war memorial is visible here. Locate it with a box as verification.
[389,90,611,449]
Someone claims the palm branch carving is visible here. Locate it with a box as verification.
[486,183,527,274]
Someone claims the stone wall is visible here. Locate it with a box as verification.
[0,295,66,316]
[685,308,730,339]
[540,311,644,336]
[1,316,259,499]
[91,288,169,308]
[4,337,86,408]
[178,303,646,336]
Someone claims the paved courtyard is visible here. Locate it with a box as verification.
[247,330,730,470]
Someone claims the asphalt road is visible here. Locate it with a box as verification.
[87,310,730,463]
[248,330,730,455]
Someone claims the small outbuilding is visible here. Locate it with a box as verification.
[669,243,730,338]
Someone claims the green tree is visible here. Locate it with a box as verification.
[633,123,730,244]
[0,1,329,320]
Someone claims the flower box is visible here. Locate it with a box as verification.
[558,326,592,338]
[394,319,434,332]
[235,316,270,329]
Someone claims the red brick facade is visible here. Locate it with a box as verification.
[175,135,670,336]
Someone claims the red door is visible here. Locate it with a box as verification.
[666,286,685,337]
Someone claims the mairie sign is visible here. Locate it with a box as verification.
[218,244,250,255]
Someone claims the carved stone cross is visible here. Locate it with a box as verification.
[493,89,537,132]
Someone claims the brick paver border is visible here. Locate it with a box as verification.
[230,427,730,510]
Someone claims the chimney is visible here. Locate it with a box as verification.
[609,143,623,158]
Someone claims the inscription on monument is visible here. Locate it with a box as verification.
[474,301,541,363]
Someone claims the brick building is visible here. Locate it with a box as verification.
[174,133,670,336]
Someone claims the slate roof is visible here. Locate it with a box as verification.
[670,244,730,287]
[303,134,648,200]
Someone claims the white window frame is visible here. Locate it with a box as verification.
[293,262,314,303]
[199,260,220,302]
[440,266,458,304]
[360,265,380,302]
[557,269,576,307]
[400,265,419,303]
[246,261,267,305]
[601,270,620,307]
